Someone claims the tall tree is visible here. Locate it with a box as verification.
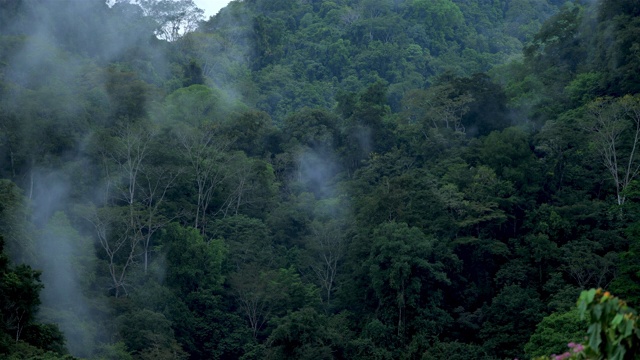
[175,123,236,233]
[584,95,640,205]
[307,219,348,310]
[365,222,452,341]
[118,0,204,41]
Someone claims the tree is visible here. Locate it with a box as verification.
[575,289,640,360]
[105,67,150,120]
[162,85,223,127]
[266,307,333,360]
[223,110,278,157]
[82,122,174,295]
[0,264,42,343]
[365,222,452,340]
[446,165,512,238]
[101,122,155,207]
[401,83,473,137]
[340,81,393,172]
[595,0,640,95]
[79,205,137,298]
[610,179,640,305]
[405,0,465,54]
[94,121,181,275]
[524,309,586,358]
[217,153,273,218]
[450,74,510,136]
[118,0,204,41]
[480,284,545,359]
[229,265,274,340]
[136,165,181,273]
[585,95,640,205]
[0,236,66,356]
[230,265,319,341]
[307,220,347,310]
[283,108,340,152]
[252,15,287,68]
[175,123,237,234]
[0,180,33,263]
[162,223,225,294]
[115,309,187,359]
[561,240,616,289]
[211,215,272,271]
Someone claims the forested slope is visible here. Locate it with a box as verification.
[1,0,639,359]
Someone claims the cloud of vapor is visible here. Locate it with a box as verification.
[29,169,99,357]
[296,147,340,199]
[0,1,179,356]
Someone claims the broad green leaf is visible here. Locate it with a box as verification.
[593,304,603,320]
[612,313,623,326]
[588,322,602,350]
[624,320,634,337]
[610,344,625,360]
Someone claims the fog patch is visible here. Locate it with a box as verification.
[295,148,340,198]
[28,169,99,357]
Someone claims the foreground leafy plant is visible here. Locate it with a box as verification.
[579,289,639,359]
[534,289,639,360]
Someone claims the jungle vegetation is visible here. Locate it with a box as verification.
[1,0,639,359]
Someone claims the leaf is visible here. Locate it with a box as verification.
[593,304,603,320]
[610,344,626,360]
[612,313,624,326]
[588,322,602,350]
[578,298,588,319]
[623,320,633,337]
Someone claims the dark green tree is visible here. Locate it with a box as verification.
[364,222,454,342]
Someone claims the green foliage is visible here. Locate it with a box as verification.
[479,127,539,188]
[94,341,134,360]
[421,340,491,360]
[406,0,465,54]
[595,0,640,95]
[283,108,340,151]
[0,236,69,358]
[611,182,640,305]
[3,0,640,358]
[162,223,226,294]
[480,284,545,359]
[115,309,187,358]
[0,180,32,263]
[533,290,640,360]
[577,289,640,360]
[21,323,67,356]
[2,339,76,360]
[105,66,151,120]
[525,309,587,358]
[565,72,603,107]
[222,110,278,156]
[365,222,454,340]
[161,84,223,126]
[0,263,43,342]
[213,215,272,270]
[266,307,333,359]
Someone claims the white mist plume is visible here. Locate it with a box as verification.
[296,148,340,199]
[30,169,98,357]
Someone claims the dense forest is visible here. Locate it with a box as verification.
[1,0,640,359]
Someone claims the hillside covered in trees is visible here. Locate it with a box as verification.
[1,0,640,359]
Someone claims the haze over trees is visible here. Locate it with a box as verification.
[1,0,640,359]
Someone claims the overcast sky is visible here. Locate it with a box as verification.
[193,0,232,19]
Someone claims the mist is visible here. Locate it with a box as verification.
[0,0,178,356]
[30,169,97,357]
[2,0,630,358]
